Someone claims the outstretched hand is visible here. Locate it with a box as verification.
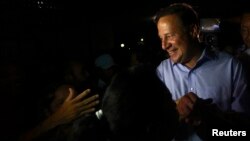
[19,88,99,141]
[50,88,99,126]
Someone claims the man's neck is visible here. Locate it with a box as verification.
[183,45,204,69]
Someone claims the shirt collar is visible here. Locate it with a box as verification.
[171,46,215,68]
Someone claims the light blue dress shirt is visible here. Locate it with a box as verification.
[157,48,249,140]
[157,48,248,113]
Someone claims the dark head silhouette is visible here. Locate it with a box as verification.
[102,64,179,141]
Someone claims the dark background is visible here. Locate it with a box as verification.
[0,0,248,62]
[0,0,249,140]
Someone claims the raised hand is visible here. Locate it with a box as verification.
[19,88,99,141]
[50,88,99,126]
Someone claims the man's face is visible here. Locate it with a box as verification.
[241,13,250,48]
[157,14,193,64]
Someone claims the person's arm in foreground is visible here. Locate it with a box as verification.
[19,88,99,141]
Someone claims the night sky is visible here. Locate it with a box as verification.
[0,0,248,71]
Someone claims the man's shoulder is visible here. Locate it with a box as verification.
[208,49,235,61]
[211,50,242,66]
[157,58,172,68]
[156,58,176,78]
[218,50,234,58]
[159,58,172,65]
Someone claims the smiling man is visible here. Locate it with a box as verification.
[154,3,249,141]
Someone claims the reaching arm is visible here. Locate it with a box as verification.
[19,88,99,141]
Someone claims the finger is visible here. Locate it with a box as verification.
[177,97,193,117]
[77,95,99,107]
[80,108,96,116]
[177,102,185,117]
[183,95,195,110]
[178,102,191,117]
[73,89,91,102]
[187,92,197,103]
[65,88,74,102]
[79,100,99,111]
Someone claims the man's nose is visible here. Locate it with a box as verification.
[161,39,171,50]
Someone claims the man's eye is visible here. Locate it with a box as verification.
[167,35,172,38]
[166,34,175,40]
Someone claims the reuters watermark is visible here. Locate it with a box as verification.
[212,129,246,136]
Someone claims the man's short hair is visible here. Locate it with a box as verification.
[153,3,199,28]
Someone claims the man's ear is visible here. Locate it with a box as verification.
[189,24,200,39]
